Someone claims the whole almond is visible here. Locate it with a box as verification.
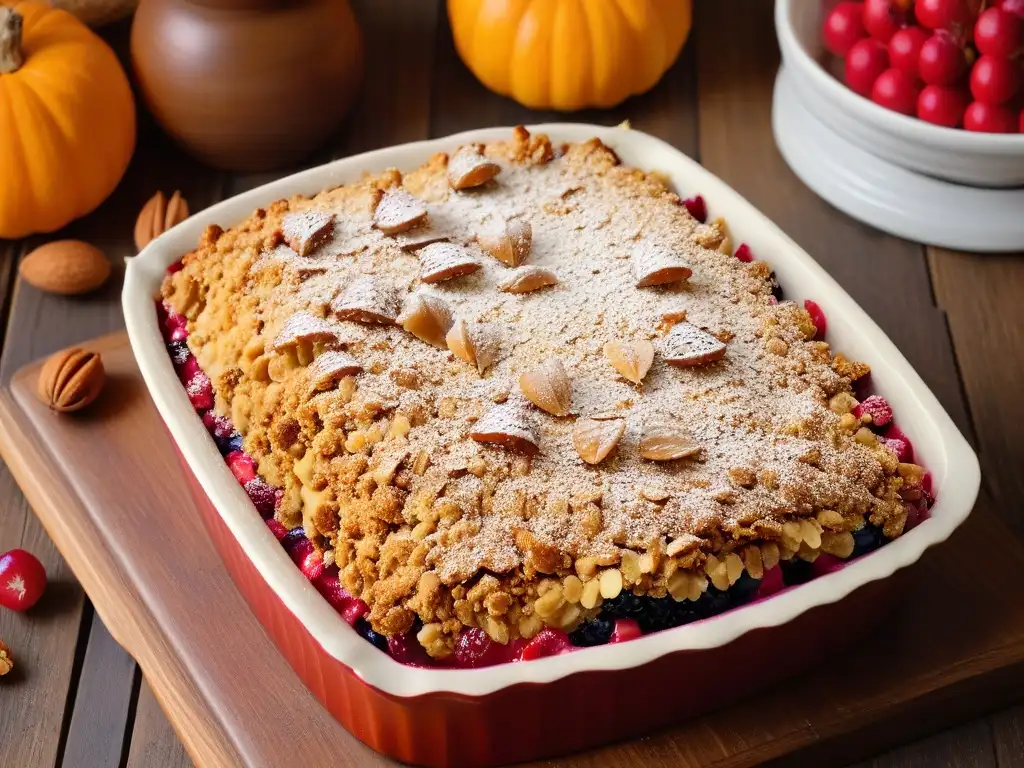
[135,190,190,251]
[20,241,111,296]
[478,218,532,267]
[573,418,625,465]
[37,348,105,413]
[639,418,701,461]
[604,339,655,384]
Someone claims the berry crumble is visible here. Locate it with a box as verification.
[159,127,933,667]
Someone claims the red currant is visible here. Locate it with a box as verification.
[864,0,910,42]
[998,0,1024,20]
[974,8,1021,58]
[917,84,970,126]
[963,100,1018,131]
[872,68,922,113]
[915,0,974,34]
[0,550,47,612]
[970,54,1020,104]
[888,27,930,77]
[846,38,891,95]
[918,31,967,85]
[824,2,869,56]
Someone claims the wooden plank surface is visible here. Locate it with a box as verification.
[1,1,1023,766]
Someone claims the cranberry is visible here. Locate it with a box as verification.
[387,632,432,667]
[609,619,643,644]
[872,68,921,114]
[244,477,278,518]
[165,260,184,275]
[964,100,1019,131]
[682,195,708,223]
[918,31,967,85]
[300,549,325,581]
[999,0,1024,19]
[863,0,909,42]
[888,27,930,77]
[226,451,257,484]
[340,598,369,626]
[970,55,1020,104]
[519,628,572,661]
[882,427,914,461]
[1020,107,1024,133]
[915,0,975,34]
[454,628,503,668]
[917,84,970,126]
[265,518,288,540]
[755,565,786,599]
[0,550,47,611]
[824,2,868,56]
[170,326,189,342]
[853,394,894,427]
[185,369,214,411]
[803,299,828,339]
[734,243,754,263]
[975,7,1022,57]
[845,38,891,95]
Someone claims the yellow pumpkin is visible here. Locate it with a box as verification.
[0,2,135,239]
[448,0,692,111]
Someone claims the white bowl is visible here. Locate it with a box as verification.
[124,123,980,698]
[777,0,1024,188]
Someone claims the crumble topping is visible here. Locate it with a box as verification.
[163,127,909,655]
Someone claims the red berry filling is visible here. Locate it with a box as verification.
[803,299,827,339]
[682,194,708,223]
[734,243,754,262]
[853,394,893,426]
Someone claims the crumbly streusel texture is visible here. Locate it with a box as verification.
[163,127,911,657]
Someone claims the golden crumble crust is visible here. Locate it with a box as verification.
[162,128,913,654]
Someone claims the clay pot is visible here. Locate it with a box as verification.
[131,0,363,171]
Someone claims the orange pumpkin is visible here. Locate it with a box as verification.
[0,3,135,239]
[448,0,692,111]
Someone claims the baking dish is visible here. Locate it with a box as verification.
[123,123,980,766]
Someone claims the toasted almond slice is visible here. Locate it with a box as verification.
[418,242,481,284]
[271,311,338,351]
[332,276,402,324]
[498,265,558,294]
[308,350,362,390]
[632,242,693,288]
[478,217,532,267]
[398,293,454,349]
[661,321,727,366]
[373,188,428,235]
[470,403,539,455]
[519,358,571,416]
[281,210,334,256]
[572,418,625,465]
[639,418,701,461]
[603,339,655,384]
[448,145,502,190]
[446,318,501,374]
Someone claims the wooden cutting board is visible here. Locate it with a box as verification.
[1,332,1022,768]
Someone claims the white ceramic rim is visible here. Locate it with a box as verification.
[775,0,1024,155]
[123,123,980,699]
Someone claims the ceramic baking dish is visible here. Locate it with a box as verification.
[123,123,980,767]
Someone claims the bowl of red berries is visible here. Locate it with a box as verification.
[777,0,1024,187]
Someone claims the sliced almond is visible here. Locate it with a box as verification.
[418,242,481,284]
[446,318,501,374]
[632,242,693,288]
[639,418,701,461]
[448,145,501,190]
[661,321,727,366]
[470,403,539,455]
[572,418,625,465]
[373,188,428,235]
[393,227,450,252]
[398,293,454,348]
[308,350,362,390]
[281,210,334,256]
[498,265,557,294]
[519,359,571,416]
[603,339,654,384]
[271,311,338,351]
[478,218,532,267]
[332,276,402,324]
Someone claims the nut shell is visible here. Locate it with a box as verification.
[37,348,105,413]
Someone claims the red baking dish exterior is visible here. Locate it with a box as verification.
[180,447,896,767]
[126,125,979,768]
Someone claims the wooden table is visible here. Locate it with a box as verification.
[0,2,1022,766]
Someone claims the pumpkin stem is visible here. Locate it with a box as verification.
[0,7,24,75]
